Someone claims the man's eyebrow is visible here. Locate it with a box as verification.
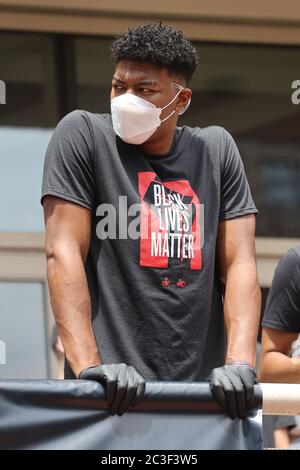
[112,77,125,83]
[136,80,158,86]
[112,77,158,86]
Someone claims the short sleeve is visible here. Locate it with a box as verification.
[219,129,258,220]
[274,415,296,431]
[262,248,300,333]
[41,110,95,210]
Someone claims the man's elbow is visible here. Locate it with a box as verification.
[45,240,82,272]
[45,243,65,281]
[45,240,65,263]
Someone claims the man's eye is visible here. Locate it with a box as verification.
[139,88,152,93]
[113,85,125,91]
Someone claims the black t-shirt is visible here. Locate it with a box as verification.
[262,247,300,333]
[41,110,257,380]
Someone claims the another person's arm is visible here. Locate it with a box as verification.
[259,329,300,382]
[274,416,296,449]
[274,427,292,449]
[259,248,300,383]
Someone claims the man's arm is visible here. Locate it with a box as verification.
[217,214,261,366]
[43,195,146,415]
[207,214,261,419]
[259,327,299,383]
[43,195,100,378]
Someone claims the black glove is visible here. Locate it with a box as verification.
[79,363,146,416]
[207,363,257,419]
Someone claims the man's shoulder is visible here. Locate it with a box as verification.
[262,245,300,330]
[280,246,300,272]
[272,246,300,287]
[181,124,231,149]
[289,246,300,261]
[60,109,112,131]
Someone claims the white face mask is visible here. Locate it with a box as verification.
[110,82,191,145]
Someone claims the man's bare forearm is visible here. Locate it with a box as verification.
[259,352,300,383]
[47,252,100,377]
[224,260,261,366]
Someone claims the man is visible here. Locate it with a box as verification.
[260,247,300,382]
[41,23,261,418]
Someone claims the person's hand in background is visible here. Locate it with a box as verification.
[207,362,257,419]
[79,363,146,416]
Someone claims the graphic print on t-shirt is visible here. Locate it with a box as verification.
[138,171,202,270]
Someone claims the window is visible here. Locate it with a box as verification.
[0,282,48,379]
[75,37,113,114]
[187,43,300,237]
[0,127,53,231]
[0,32,58,232]
[0,33,58,127]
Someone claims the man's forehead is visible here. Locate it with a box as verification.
[113,60,172,84]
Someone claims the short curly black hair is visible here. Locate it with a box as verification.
[111,22,198,83]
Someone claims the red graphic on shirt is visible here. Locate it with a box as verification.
[161,277,171,287]
[138,171,202,270]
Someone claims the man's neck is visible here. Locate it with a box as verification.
[139,128,175,156]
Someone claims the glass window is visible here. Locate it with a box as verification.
[0,282,48,379]
[186,43,300,237]
[0,32,58,232]
[75,37,113,114]
[0,127,53,231]
[0,33,58,127]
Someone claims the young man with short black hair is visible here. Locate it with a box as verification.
[41,23,261,418]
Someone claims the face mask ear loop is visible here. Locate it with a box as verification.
[160,109,176,123]
[159,85,183,122]
[172,83,191,116]
[161,87,183,111]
